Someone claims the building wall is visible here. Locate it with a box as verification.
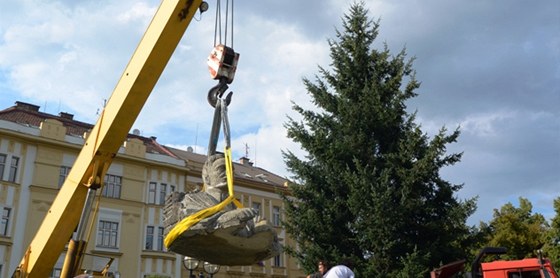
[0,117,306,278]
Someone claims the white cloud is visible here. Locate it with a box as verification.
[116,2,156,24]
[459,110,516,138]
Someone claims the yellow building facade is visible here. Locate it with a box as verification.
[0,101,305,278]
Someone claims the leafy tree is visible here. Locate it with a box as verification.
[481,197,548,259]
[281,2,476,276]
[395,247,430,278]
[542,197,560,269]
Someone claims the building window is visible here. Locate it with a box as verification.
[252,202,261,218]
[145,226,154,250]
[159,183,167,205]
[157,227,165,251]
[272,206,281,226]
[148,182,157,204]
[59,166,71,188]
[51,268,62,278]
[8,156,19,182]
[97,220,119,248]
[145,226,164,251]
[273,254,283,267]
[148,182,173,205]
[102,174,122,199]
[0,154,6,180]
[0,207,10,236]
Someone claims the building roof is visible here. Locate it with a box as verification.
[168,146,288,188]
[0,101,173,156]
[0,101,92,137]
[0,101,288,188]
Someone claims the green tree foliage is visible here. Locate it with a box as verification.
[481,197,548,260]
[542,197,560,269]
[395,247,430,278]
[281,2,477,276]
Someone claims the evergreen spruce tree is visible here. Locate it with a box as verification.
[281,3,477,276]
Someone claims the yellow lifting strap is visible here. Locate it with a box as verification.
[164,146,243,248]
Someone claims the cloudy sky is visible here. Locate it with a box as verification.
[1,0,558,224]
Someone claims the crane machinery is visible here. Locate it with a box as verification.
[431,247,559,278]
[10,0,257,277]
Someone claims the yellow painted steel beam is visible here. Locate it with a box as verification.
[15,0,203,276]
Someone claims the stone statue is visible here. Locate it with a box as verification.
[163,154,281,265]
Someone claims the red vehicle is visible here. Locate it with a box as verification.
[431,247,559,278]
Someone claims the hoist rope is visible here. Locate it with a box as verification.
[213,0,221,46]
[231,0,234,48]
[213,0,234,47]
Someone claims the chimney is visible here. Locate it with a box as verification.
[15,101,40,112]
[239,156,253,166]
[59,112,74,120]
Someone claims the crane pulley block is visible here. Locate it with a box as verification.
[207,44,239,84]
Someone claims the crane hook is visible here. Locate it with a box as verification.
[207,77,232,107]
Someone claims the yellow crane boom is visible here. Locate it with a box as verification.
[13,0,204,276]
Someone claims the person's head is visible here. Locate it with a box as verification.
[318,260,329,274]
